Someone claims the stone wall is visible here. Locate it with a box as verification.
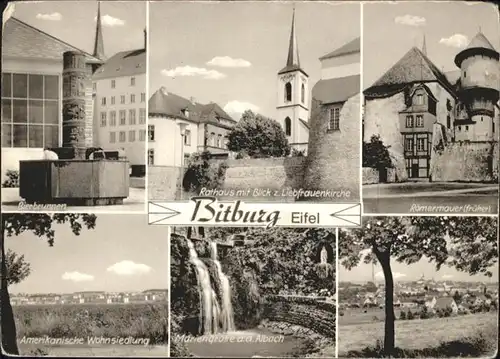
[364,92,408,181]
[148,166,184,200]
[262,295,335,338]
[430,141,497,182]
[303,94,361,201]
[220,157,306,202]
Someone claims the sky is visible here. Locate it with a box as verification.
[339,249,499,283]
[6,214,169,294]
[149,1,360,120]
[364,1,500,89]
[8,0,146,60]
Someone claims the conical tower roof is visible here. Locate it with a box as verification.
[278,8,307,76]
[454,31,499,67]
[93,1,106,60]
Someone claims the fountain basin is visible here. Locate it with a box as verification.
[19,159,129,205]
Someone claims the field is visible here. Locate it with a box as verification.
[339,311,498,356]
[339,307,404,326]
[11,302,168,356]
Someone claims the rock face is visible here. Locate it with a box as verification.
[303,95,361,201]
[262,295,335,338]
[62,51,91,159]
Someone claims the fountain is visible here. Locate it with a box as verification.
[185,238,235,335]
[18,51,129,206]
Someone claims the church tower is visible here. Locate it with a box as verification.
[454,31,499,141]
[276,8,309,152]
[93,1,106,61]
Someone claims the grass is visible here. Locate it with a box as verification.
[339,307,404,326]
[11,303,168,356]
[339,312,498,357]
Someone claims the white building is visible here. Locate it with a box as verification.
[148,87,236,167]
[93,24,147,175]
[1,15,100,180]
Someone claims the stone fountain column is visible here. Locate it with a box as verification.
[62,51,90,159]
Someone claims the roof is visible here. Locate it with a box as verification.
[2,17,101,63]
[278,8,307,77]
[92,48,146,80]
[435,297,456,309]
[312,74,360,105]
[320,37,360,60]
[364,47,455,98]
[454,32,499,67]
[148,87,235,125]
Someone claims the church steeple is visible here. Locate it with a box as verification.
[93,1,105,60]
[422,34,427,56]
[286,7,300,69]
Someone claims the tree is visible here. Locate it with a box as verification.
[4,249,31,285]
[227,110,290,158]
[362,135,392,168]
[1,214,97,355]
[453,290,462,304]
[339,216,497,355]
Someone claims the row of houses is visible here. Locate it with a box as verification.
[10,289,168,306]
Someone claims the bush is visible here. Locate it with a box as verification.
[406,310,414,320]
[399,310,406,320]
[182,151,227,193]
[2,170,19,188]
[291,148,306,157]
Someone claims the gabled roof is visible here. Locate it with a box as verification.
[2,17,101,63]
[320,37,360,61]
[312,74,360,105]
[364,47,454,98]
[434,297,455,309]
[148,87,235,124]
[92,48,146,80]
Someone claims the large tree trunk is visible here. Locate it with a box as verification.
[1,220,20,355]
[376,249,395,355]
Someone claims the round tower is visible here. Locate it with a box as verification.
[454,32,499,141]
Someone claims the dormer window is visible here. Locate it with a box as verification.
[415,93,424,105]
[182,108,189,118]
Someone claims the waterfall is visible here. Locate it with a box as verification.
[186,239,218,334]
[210,242,236,332]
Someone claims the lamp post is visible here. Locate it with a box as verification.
[178,122,188,200]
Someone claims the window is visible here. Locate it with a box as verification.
[119,110,126,125]
[458,126,462,131]
[92,83,96,91]
[139,129,146,141]
[130,77,136,86]
[493,122,495,133]
[109,132,116,143]
[481,116,483,122]
[139,108,146,124]
[464,71,467,78]
[119,131,126,142]
[148,125,155,141]
[141,93,146,102]
[415,93,424,105]
[110,111,117,126]
[224,136,229,149]
[148,149,154,165]
[465,125,469,131]
[129,130,135,142]
[406,115,414,128]
[1,73,59,148]
[210,132,216,146]
[111,80,116,89]
[328,107,340,131]
[285,82,292,102]
[301,83,305,104]
[405,138,414,151]
[447,115,451,129]
[285,117,291,136]
[184,129,191,146]
[217,134,222,148]
[100,112,107,127]
[111,96,115,105]
[101,97,106,106]
[130,94,135,103]
[416,115,424,128]
[417,138,426,151]
[129,109,136,125]
[120,95,125,104]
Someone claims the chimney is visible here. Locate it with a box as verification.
[144,28,147,50]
